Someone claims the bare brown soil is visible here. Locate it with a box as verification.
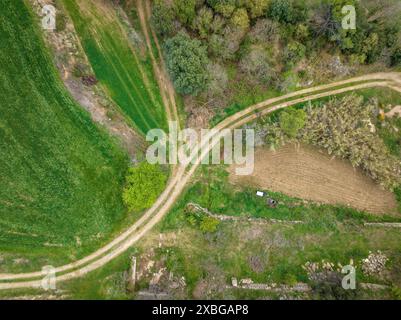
[386,105,401,118]
[229,144,398,215]
[2,7,401,290]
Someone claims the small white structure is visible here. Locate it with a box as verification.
[256,191,265,197]
[231,277,238,287]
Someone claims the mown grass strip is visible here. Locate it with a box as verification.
[62,0,167,134]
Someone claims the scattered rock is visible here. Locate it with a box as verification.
[361,251,388,277]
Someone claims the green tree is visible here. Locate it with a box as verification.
[279,108,306,138]
[164,32,209,95]
[231,8,250,30]
[284,41,306,66]
[207,0,236,18]
[122,163,167,212]
[174,0,196,25]
[151,0,175,37]
[193,6,214,38]
[267,0,294,23]
[245,0,270,19]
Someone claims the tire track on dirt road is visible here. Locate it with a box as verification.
[0,71,399,290]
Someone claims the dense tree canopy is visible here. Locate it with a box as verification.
[122,163,167,212]
[152,0,401,96]
[151,0,175,37]
[174,0,196,24]
[164,32,209,95]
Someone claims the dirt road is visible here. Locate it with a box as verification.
[0,72,400,290]
[3,2,401,289]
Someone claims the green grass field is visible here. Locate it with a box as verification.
[35,163,401,299]
[62,0,167,135]
[0,0,134,271]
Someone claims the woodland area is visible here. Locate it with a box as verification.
[149,0,401,127]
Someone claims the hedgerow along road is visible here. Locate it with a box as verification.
[1,73,400,290]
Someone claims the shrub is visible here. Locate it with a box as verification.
[122,163,167,212]
[81,75,98,86]
[300,95,401,190]
[199,216,220,233]
[276,71,299,93]
[391,47,401,67]
[56,12,67,32]
[279,108,306,138]
[209,26,243,60]
[284,41,306,66]
[239,47,272,85]
[164,32,209,95]
[210,14,226,34]
[72,63,89,78]
[207,63,228,96]
[185,209,220,233]
[248,18,279,43]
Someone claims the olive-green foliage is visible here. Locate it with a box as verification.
[311,0,399,64]
[174,0,196,24]
[207,0,236,18]
[209,26,244,61]
[391,47,401,67]
[311,273,359,300]
[199,216,220,233]
[300,95,401,190]
[245,0,270,19]
[185,209,220,233]
[122,163,167,212]
[279,108,306,138]
[193,6,214,38]
[395,187,401,213]
[151,0,175,37]
[164,32,209,95]
[267,0,293,23]
[56,12,67,32]
[230,8,250,30]
[284,41,306,66]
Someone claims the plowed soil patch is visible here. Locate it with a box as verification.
[229,144,398,215]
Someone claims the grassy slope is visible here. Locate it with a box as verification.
[46,164,401,299]
[62,0,167,135]
[153,165,401,298]
[0,0,131,270]
[56,89,401,299]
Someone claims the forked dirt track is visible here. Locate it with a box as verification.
[136,0,180,179]
[1,1,401,289]
[0,72,400,290]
